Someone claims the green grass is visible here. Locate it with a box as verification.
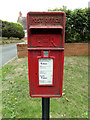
[1,56,88,118]
[0,37,25,45]
[0,37,23,40]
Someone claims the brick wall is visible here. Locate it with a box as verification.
[17,43,88,57]
[17,43,28,57]
[64,43,88,56]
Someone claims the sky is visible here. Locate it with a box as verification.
[0,0,89,23]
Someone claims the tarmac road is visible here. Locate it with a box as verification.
[0,44,17,67]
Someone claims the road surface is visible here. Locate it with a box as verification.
[0,44,17,67]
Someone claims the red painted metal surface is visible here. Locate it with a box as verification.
[27,11,65,97]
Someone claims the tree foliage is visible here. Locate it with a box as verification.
[1,20,25,39]
[48,7,89,43]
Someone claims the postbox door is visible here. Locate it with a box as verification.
[28,50,64,97]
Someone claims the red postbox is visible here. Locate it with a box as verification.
[27,12,65,97]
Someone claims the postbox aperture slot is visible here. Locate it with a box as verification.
[30,28,62,34]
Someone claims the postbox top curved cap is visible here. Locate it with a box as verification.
[27,11,65,15]
[29,25,63,29]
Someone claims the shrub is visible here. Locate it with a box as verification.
[48,7,89,43]
[2,20,25,39]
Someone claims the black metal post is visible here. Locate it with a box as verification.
[42,97,50,120]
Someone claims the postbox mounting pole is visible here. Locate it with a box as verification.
[42,97,50,120]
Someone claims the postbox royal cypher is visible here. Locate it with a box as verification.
[27,12,65,97]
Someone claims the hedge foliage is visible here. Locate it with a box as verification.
[49,7,89,43]
[1,20,25,39]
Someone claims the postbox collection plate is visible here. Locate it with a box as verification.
[27,12,65,97]
[38,58,53,85]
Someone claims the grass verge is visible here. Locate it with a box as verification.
[0,37,25,45]
[1,56,88,118]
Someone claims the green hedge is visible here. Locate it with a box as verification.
[1,20,25,39]
[48,7,89,43]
